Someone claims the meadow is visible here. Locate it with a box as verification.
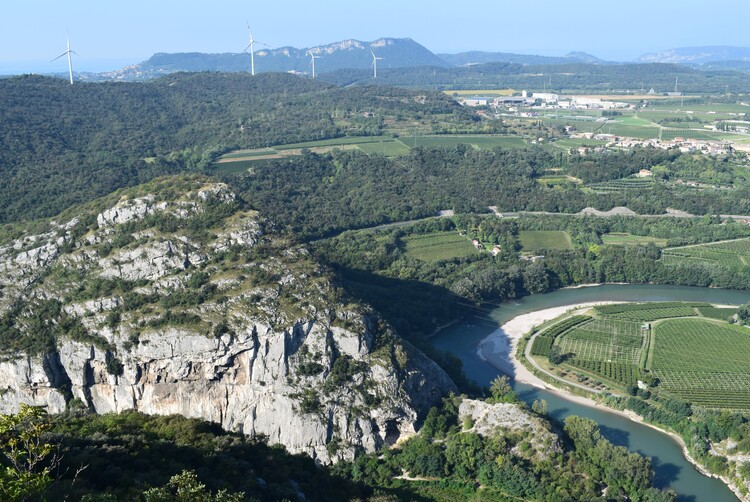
[601,233,668,247]
[402,231,477,262]
[518,230,572,251]
[213,134,529,173]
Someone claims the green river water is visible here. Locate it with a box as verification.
[431,284,750,502]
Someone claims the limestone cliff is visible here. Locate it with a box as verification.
[0,176,455,463]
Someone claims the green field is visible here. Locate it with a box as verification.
[601,233,668,247]
[412,135,527,149]
[518,231,572,251]
[652,319,750,409]
[213,134,529,173]
[402,232,477,262]
[533,302,750,409]
[661,238,750,270]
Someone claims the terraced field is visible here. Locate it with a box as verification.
[535,302,750,409]
[587,178,656,192]
[661,238,750,270]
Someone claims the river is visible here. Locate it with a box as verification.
[431,284,750,502]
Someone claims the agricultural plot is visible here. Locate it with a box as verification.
[697,306,738,320]
[556,318,644,366]
[595,302,706,321]
[651,319,750,409]
[412,135,527,150]
[601,233,668,247]
[586,178,656,192]
[661,238,750,270]
[537,302,750,408]
[402,232,477,262]
[531,315,592,357]
[518,230,572,251]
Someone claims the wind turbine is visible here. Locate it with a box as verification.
[51,31,76,85]
[243,23,268,76]
[371,50,383,79]
[307,51,321,79]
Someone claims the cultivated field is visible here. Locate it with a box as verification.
[661,237,750,270]
[651,319,750,409]
[213,134,529,173]
[601,233,668,247]
[518,230,572,251]
[402,232,477,262]
[534,302,750,409]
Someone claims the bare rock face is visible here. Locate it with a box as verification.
[0,177,455,464]
[459,399,562,460]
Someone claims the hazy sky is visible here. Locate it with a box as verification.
[1,0,748,73]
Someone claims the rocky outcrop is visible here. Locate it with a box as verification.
[0,177,456,464]
[459,399,562,460]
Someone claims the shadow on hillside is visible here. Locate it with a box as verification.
[333,266,481,396]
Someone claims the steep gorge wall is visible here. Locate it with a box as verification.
[0,178,455,463]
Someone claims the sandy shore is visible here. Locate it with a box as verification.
[477,301,745,500]
[477,301,620,410]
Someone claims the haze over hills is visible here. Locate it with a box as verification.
[437,50,611,66]
[637,46,750,65]
[30,35,750,83]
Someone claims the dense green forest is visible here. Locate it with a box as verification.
[0,73,473,223]
[224,146,750,241]
[319,62,750,92]
[2,393,675,501]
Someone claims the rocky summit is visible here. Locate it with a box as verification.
[0,175,454,463]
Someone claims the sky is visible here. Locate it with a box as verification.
[1,0,749,73]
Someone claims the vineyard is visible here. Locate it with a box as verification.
[586,178,657,193]
[661,238,750,270]
[651,319,750,409]
[530,315,591,356]
[532,302,750,408]
[595,302,708,321]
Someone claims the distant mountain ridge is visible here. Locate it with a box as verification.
[103,37,448,80]
[637,46,750,64]
[438,50,610,66]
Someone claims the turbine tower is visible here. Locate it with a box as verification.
[307,51,321,79]
[243,23,268,76]
[51,32,75,85]
[371,50,383,79]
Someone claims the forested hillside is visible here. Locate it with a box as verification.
[320,62,750,92]
[225,146,750,240]
[0,73,470,223]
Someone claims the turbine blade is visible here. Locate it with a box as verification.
[50,51,69,62]
[243,44,252,53]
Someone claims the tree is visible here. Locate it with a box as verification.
[531,399,548,415]
[489,375,516,403]
[143,470,244,502]
[0,405,59,501]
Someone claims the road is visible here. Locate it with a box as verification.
[523,322,604,395]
